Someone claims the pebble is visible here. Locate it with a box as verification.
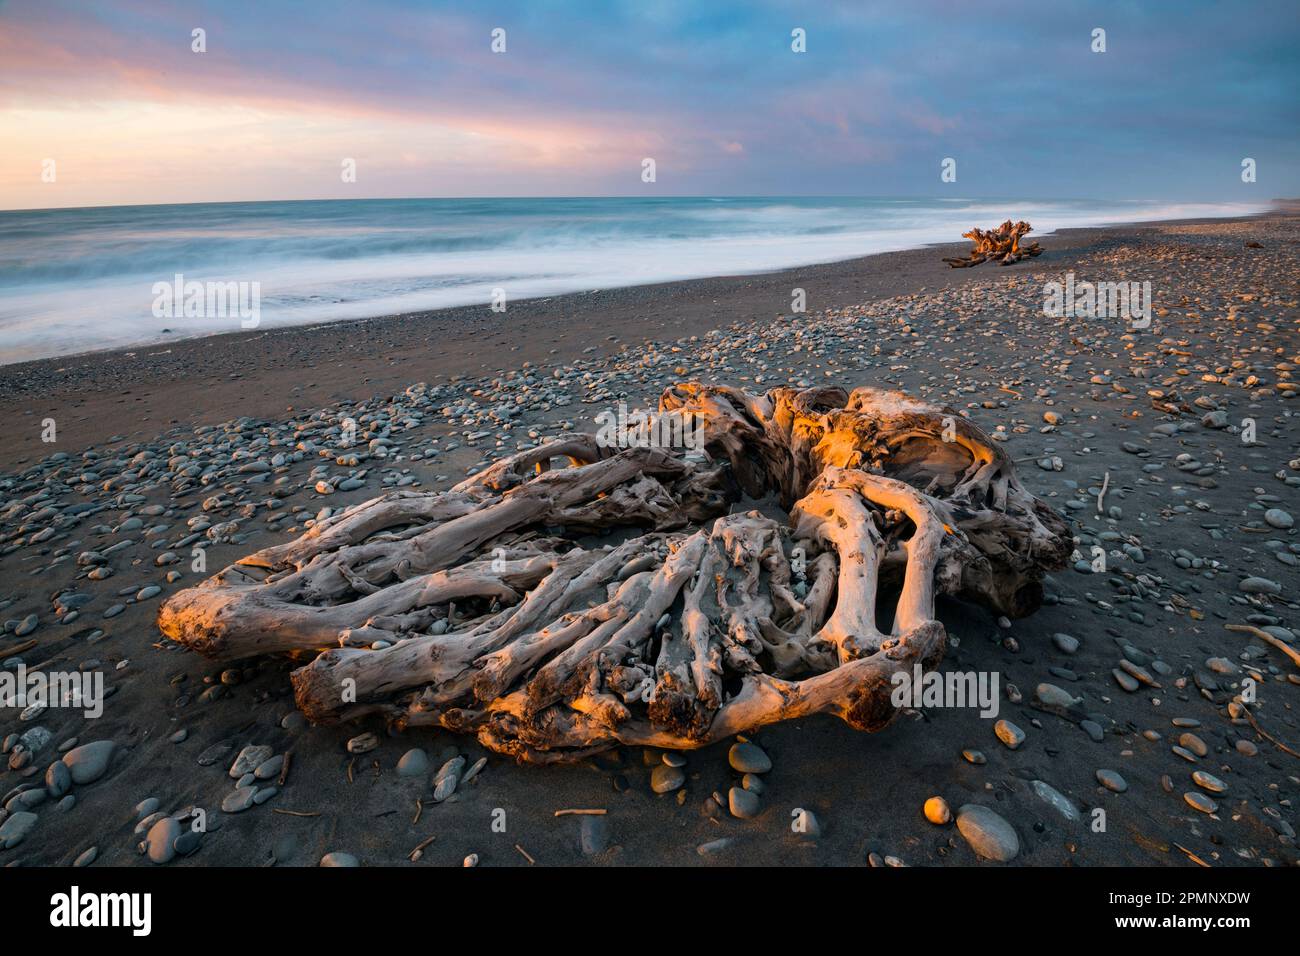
[432,756,465,802]
[1191,770,1227,794]
[229,744,273,778]
[728,741,771,774]
[1178,733,1208,758]
[1031,780,1081,821]
[955,804,1019,862]
[396,748,430,777]
[994,719,1025,749]
[222,787,258,813]
[1263,508,1294,529]
[1096,769,1128,793]
[145,816,182,863]
[0,811,38,849]
[1183,791,1217,814]
[62,740,116,784]
[923,796,951,825]
[728,786,761,819]
[320,852,360,867]
[1051,632,1080,654]
[650,764,685,794]
[45,760,71,798]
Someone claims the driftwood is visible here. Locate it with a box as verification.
[158,382,1070,762]
[943,220,1044,268]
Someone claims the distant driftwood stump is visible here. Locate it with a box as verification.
[159,383,1070,763]
[943,220,1044,267]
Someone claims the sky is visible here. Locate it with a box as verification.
[1,0,1297,209]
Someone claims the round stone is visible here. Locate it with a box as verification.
[955,804,1020,862]
[923,796,951,825]
[1263,508,1293,529]
[396,748,429,777]
[649,764,685,794]
[728,786,761,819]
[320,852,360,867]
[1191,770,1227,794]
[62,740,116,785]
[1096,769,1127,793]
[728,741,771,774]
[994,719,1025,750]
[1183,791,1217,814]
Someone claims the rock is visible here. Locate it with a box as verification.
[1096,769,1127,793]
[74,847,98,867]
[1264,508,1294,529]
[145,816,182,863]
[1192,770,1227,794]
[1178,733,1208,758]
[728,786,761,819]
[728,741,771,773]
[1052,633,1080,654]
[62,740,116,784]
[254,755,283,780]
[994,719,1025,749]
[173,830,203,857]
[397,748,430,777]
[697,838,734,856]
[222,787,258,813]
[923,796,951,825]
[955,805,1020,862]
[14,614,38,637]
[1032,780,1081,821]
[1238,577,1281,596]
[1034,682,1082,714]
[197,741,233,766]
[650,764,685,794]
[1235,739,1258,757]
[1183,791,1217,814]
[0,811,38,849]
[45,760,71,798]
[320,852,360,867]
[229,744,273,778]
[432,756,465,802]
[962,749,987,765]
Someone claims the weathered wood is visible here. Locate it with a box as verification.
[943,220,1044,267]
[159,381,1069,761]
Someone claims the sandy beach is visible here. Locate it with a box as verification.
[1,210,1298,868]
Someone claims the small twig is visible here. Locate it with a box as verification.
[554,808,607,817]
[1226,623,1300,669]
[1239,703,1300,759]
[0,639,38,657]
[409,835,436,862]
[1096,470,1110,514]
[413,798,423,825]
[278,751,293,787]
[346,756,355,783]
[514,843,536,865]
[1173,842,1211,868]
[271,809,320,817]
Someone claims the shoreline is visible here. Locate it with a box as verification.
[0,208,1286,470]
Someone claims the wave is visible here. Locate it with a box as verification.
[0,197,1268,364]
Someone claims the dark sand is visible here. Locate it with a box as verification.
[1,211,1297,868]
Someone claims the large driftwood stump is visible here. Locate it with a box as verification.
[943,220,1044,267]
[159,383,1070,762]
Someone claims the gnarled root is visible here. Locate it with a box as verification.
[944,220,1044,267]
[160,381,1069,761]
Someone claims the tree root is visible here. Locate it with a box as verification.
[159,382,1070,762]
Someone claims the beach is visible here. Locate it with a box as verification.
[1,209,1298,867]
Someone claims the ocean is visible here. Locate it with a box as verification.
[0,196,1266,365]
